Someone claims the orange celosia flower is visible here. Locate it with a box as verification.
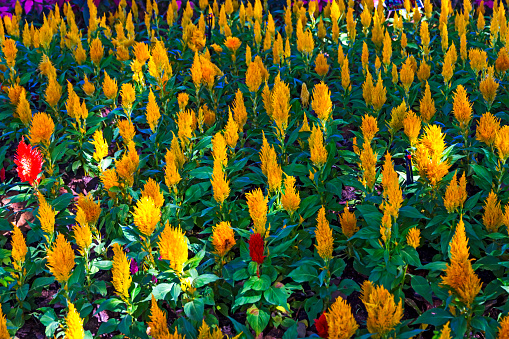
[29,112,54,146]
[361,282,403,337]
[132,196,161,237]
[76,193,101,225]
[158,223,188,273]
[11,224,27,270]
[211,221,236,258]
[403,110,421,146]
[281,175,300,216]
[141,178,164,209]
[483,190,504,233]
[340,204,358,238]
[246,188,268,237]
[495,126,509,162]
[315,206,333,262]
[441,217,482,306]
[309,125,328,167]
[406,227,421,248]
[452,85,473,131]
[312,82,332,123]
[90,37,104,66]
[361,114,378,144]
[420,81,436,123]
[476,112,501,146]
[314,52,329,77]
[211,161,230,205]
[444,172,467,213]
[325,297,359,338]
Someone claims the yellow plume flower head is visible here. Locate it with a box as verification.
[495,126,509,162]
[47,233,75,284]
[444,171,467,213]
[340,204,358,238]
[212,221,236,258]
[324,297,359,338]
[360,141,377,191]
[406,227,421,248]
[211,162,230,205]
[120,83,136,114]
[312,82,332,123]
[314,52,329,77]
[158,223,188,273]
[11,224,27,268]
[315,206,333,261]
[372,72,387,112]
[29,112,54,146]
[452,85,473,131]
[45,76,62,109]
[91,129,108,163]
[479,68,499,109]
[77,193,101,225]
[141,178,164,209]
[281,175,301,216]
[148,295,174,339]
[309,125,328,168]
[103,72,118,100]
[133,196,161,237]
[38,193,55,236]
[74,208,92,256]
[362,283,403,337]
[111,243,132,301]
[64,303,85,339]
[483,190,504,233]
[146,89,161,133]
[420,81,436,123]
[90,37,104,66]
[403,110,422,146]
[246,188,268,237]
[361,114,378,144]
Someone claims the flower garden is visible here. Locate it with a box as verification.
[1,0,509,337]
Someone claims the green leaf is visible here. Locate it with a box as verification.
[227,316,254,339]
[243,275,271,293]
[16,284,29,301]
[31,277,55,290]
[95,298,125,315]
[97,319,120,336]
[399,206,429,220]
[118,314,132,335]
[411,275,433,304]
[282,323,298,339]
[183,298,205,323]
[288,265,318,283]
[51,193,73,212]
[413,308,452,326]
[148,283,179,301]
[246,305,270,336]
[194,274,220,288]
[263,285,288,310]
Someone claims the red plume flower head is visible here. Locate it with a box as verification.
[14,137,43,186]
[249,233,265,265]
[314,312,329,338]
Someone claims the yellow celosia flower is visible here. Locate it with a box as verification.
[388,102,407,136]
[309,125,328,167]
[361,114,378,144]
[116,142,139,187]
[148,295,180,339]
[38,54,56,79]
[11,224,27,269]
[141,178,164,209]
[91,129,108,163]
[341,58,351,92]
[346,7,356,42]
[495,126,509,162]
[340,204,358,238]
[312,82,332,123]
[103,72,118,100]
[90,37,104,66]
[476,112,501,146]
[111,243,131,302]
[420,81,436,123]
[300,114,311,132]
[47,233,75,284]
[315,206,333,261]
[469,48,488,74]
[101,169,119,199]
[438,322,451,339]
[381,153,403,218]
[211,161,230,205]
[82,75,95,96]
[29,112,54,146]
[2,38,18,68]
[120,83,136,114]
[361,282,403,337]
[45,76,62,109]
[360,141,377,191]
[483,190,504,233]
[441,217,482,306]
[64,303,85,339]
[177,109,194,146]
[158,223,188,273]
[414,125,451,187]
[403,110,421,146]
[74,208,92,256]
[417,60,431,83]
[363,70,374,107]
[453,85,473,131]
[325,296,359,338]
[38,193,55,236]
[212,221,236,258]
[224,110,239,149]
[118,119,136,145]
[177,92,189,112]
[281,175,300,216]
[165,151,181,188]
[133,196,161,237]
[480,68,499,109]
[372,72,387,112]
[246,188,268,237]
[444,172,467,213]
[499,315,509,338]
[314,52,329,77]
[77,193,101,225]
[0,304,9,339]
[495,47,509,75]
[400,58,414,94]
[406,227,421,248]
[232,89,247,132]
[146,89,161,133]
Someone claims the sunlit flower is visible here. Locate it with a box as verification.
[406,227,421,248]
[111,243,131,302]
[133,197,161,237]
[495,126,509,162]
[483,190,504,233]
[325,297,359,338]
[340,204,358,239]
[116,142,139,186]
[90,37,104,66]
[29,112,54,146]
[11,224,27,270]
[498,315,509,338]
[224,36,241,52]
[246,188,268,237]
[315,52,329,77]
[400,58,414,93]
[444,172,467,213]
[232,89,247,132]
[82,75,95,96]
[120,83,136,113]
[212,221,236,258]
[164,151,181,188]
[314,313,328,339]
[403,110,421,146]
[417,60,431,83]
[361,114,378,144]
[177,92,189,112]
[372,72,387,112]
[77,193,101,225]
[361,282,403,337]
[414,125,450,187]
[2,38,18,68]
[47,233,75,284]
[211,162,230,205]
[101,169,119,199]
[141,178,164,209]
[441,217,482,306]
[309,126,328,167]
[45,76,62,109]
[476,112,501,146]
[91,130,108,163]
[438,322,451,339]
[148,295,173,339]
[453,85,473,131]
[312,82,332,123]
[480,68,499,109]
[420,81,436,123]
[74,208,92,256]
[158,223,188,273]
[118,119,135,145]
[146,89,161,133]
[281,175,300,216]
[224,110,239,148]
[0,307,8,339]
[64,303,85,339]
[363,71,374,107]
[103,71,118,100]
[360,141,377,191]
[14,138,43,186]
[495,47,509,75]
[469,48,487,74]
[315,206,333,262]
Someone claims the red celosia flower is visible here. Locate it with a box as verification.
[249,233,265,265]
[14,137,43,186]
[314,312,329,338]
[0,167,5,182]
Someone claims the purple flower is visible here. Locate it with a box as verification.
[130,259,139,275]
